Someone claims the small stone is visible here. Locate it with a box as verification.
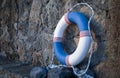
[30,67,48,78]
[48,67,77,78]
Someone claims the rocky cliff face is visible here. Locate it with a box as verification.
[0,0,119,78]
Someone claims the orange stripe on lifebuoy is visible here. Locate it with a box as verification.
[80,31,91,37]
[65,56,71,66]
[53,37,63,42]
[64,15,71,25]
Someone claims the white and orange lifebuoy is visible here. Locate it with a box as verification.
[53,12,92,66]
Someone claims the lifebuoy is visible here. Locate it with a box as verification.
[53,12,91,66]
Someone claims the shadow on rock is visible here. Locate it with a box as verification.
[48,67,77,78]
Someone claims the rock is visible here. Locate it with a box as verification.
[30,67,48,78]
[48,67,77,78]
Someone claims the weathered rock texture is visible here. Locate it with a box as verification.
[94,0,120,78]
[0,0,120,78]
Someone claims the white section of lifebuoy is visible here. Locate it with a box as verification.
[54,14,68,37]
[68,37,91,66]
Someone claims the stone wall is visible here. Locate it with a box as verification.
[0,0,119,78]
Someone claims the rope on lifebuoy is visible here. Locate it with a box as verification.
[48,2,94,77]
[53,3,94,66]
